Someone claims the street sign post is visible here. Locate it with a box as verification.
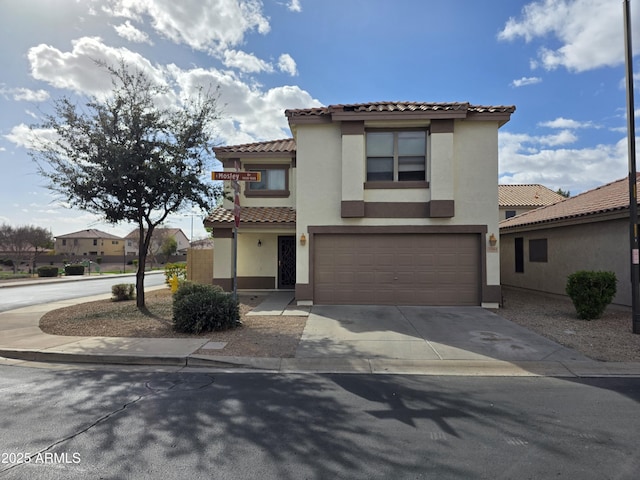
[212,169,262,300]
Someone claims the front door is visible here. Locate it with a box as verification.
[278,236,296,289]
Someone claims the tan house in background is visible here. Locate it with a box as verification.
[498,184,566,220]
[125,228,190,257]
[55,229,124,257]
[206,101,515,307]
[500,175,638,306]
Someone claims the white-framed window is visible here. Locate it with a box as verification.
[366,131,427,182]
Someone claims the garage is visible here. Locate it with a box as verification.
[313,233,480,305]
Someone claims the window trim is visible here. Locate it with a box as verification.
[364,128,429,188]
[244,163,290,198]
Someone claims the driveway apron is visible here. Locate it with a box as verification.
[296,305,590,362]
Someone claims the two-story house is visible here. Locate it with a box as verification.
[55,229,124,257]
[205,102,515,307]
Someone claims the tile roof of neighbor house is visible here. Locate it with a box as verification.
[56,229,122,240]
[500,174,640,230]
[285,102,516,118]
[213,138,296,157]
[498,184,566,208]
[204,206,296,226]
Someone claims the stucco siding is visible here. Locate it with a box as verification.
[501,218,630,306]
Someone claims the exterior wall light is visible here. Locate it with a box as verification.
[489,233,497,247]
[257,239,262,247]
[300,233,306,246]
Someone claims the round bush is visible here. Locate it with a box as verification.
[566,270,617,320]
[172,284,239,334]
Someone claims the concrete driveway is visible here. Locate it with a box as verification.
[296,305,590,362]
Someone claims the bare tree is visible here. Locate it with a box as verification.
[0,224,53,273]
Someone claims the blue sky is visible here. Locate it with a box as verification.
[0,0,639,240]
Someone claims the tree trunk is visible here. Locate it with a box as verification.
[136,223,147,309]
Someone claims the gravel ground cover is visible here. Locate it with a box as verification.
[37,286,640,362]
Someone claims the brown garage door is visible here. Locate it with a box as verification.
[314,234,480,305]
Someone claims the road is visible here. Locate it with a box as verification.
[0,273,166,312]
[0,366,638,479]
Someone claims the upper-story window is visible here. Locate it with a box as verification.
[366,131,427,182]
[244,164,290,198]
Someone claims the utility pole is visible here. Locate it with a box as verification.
[623,0,640,333]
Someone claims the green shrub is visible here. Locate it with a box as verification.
[566,270,617,320]
[95,257,102,265]
[112,283,135,302]
[172,283,239,334]
[64,264,85,276]
[37,266,59,277]
[164,262,187,285]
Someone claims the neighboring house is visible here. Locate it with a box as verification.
[125,228,190,256]
[205,102,515,307]
[55,229,124,257]
[500,175,638,306]
[498,184,566,220]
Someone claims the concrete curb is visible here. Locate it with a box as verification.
[3,348,640,377]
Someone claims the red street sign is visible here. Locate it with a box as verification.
[212,171,262,182]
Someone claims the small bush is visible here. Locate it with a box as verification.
[164,262,187,285]
[64,264,85,276]
[173,283,239,334]
[566,270,617,320]
[112,283,135,302]
[37,266,59,277]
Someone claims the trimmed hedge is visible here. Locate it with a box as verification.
[37,266,59,277]
[566,270,617,320]
[112,283,135,302]
[64,264,85,276]
[172,282,239,334]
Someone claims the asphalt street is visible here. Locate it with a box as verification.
[0,273,166,312]
[0,365,639,479]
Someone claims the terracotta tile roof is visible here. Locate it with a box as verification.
[285,102,516,118]
[204,206,296,226]
[500,175,640,230]
[213,138,296,156]
[55,229,122,240]
[498,184,566,208]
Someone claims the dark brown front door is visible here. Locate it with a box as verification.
[278,236,296,289]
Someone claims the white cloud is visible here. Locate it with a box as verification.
[113,20,153,44]
[278,54,298,76]
[510,76,541,88]
[499,131,629,194]
[223,50,274,73]
[4,124,57,151]
[537,129,578,146]
[167,65,321,144]
[102,0,270,52]
[288,0,302,12]
[498,0,640,72]
[12,88,50,102]
[538,117,596,129]
[27,37,171,102]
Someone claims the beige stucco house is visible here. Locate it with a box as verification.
[205,102,515,307]
[124,228,190,257]
[500,175,638,306]
[498,184,566,221]
[55,229,124,257]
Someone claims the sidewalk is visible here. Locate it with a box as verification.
[1,289,640,377]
